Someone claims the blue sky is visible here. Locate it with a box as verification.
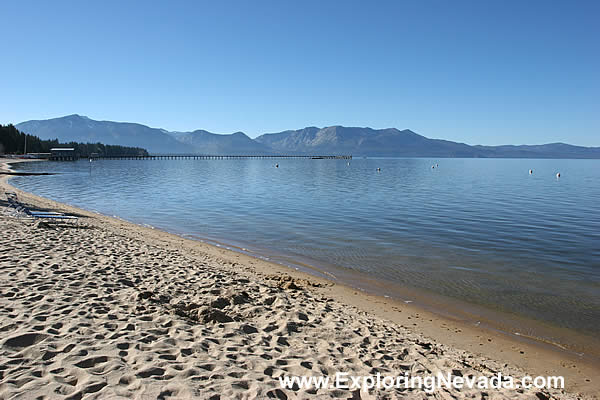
[1,1,598,145]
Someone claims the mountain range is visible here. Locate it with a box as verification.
[14,114,600,158]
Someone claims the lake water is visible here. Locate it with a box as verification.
[11,158,600,348]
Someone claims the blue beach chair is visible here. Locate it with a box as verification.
[4,192,78,222]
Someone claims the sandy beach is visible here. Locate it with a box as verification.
[1,159,598,399]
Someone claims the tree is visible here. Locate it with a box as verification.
[0,124,149,156]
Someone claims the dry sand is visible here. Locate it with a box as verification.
[1,159,598,399]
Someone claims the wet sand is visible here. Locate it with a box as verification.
[1,158,598,399]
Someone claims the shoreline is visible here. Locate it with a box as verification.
[142,229,600,364]
[2,158,599,398]
[6,159,600,361]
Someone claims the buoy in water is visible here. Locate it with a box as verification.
[275,164,279,168]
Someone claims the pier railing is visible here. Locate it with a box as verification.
[92,154,352,160]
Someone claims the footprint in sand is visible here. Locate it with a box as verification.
[3,333,48,349]
[74,355,109,369]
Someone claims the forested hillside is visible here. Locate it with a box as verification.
[0,124,148,157]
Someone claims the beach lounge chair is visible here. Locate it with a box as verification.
[19,206,77,220]
[6,197,63,215]
[5,192,61,214]
[4,192,78,222]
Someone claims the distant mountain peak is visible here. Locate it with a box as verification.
[401,128,419,134]
[16,115,187,154]
[63,114,89,119]
[14,115,600,158]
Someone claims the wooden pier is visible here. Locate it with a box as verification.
[95,154,352,160]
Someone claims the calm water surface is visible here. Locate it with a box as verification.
[11,158,600,339]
